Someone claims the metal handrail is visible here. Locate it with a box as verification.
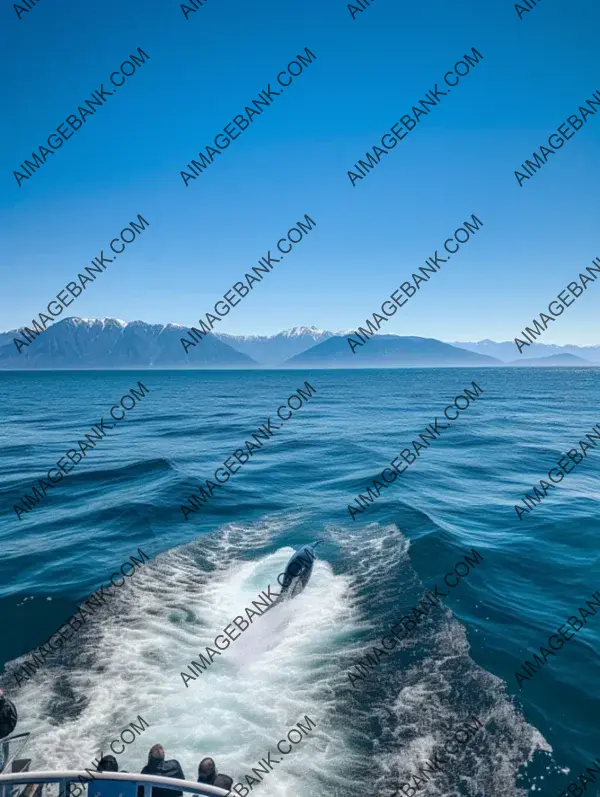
[0,733,31,774]
[0,771,230,797]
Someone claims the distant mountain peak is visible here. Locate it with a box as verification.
[215,326,334,364]
[284,333,501,367]
[65,316,128,327]
[281,325,327,337]
[449,339,600,362]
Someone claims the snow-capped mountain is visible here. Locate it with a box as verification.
[0,317,256,368]
[216,326,333,365]
[0,317,598,369]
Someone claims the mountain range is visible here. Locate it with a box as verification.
[451,339,600,363]
[0,317,596,369]
[0,318,255,369]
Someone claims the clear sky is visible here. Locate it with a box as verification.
[1,0,599,343]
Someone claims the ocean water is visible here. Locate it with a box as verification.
[1,368,600,797]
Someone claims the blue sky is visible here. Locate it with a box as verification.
[1,0,599,343]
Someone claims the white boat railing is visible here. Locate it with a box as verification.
[0,770,230,797]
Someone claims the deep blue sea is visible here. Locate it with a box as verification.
[1,368,600,797]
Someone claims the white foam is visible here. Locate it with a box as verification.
[5,519,549,797]
[8,524,364,797]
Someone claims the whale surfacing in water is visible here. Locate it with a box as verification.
[271,542,322,606]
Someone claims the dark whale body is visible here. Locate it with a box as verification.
[270,542,321,607]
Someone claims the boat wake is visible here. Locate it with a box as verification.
[2,517,549,796]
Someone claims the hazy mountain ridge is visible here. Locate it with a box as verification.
[284,335,502,368]
[452,339,600,363]
[507,353,594,367]
[216,326,333,366]
[0,318,596,368]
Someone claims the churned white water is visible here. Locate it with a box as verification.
[9,519,368,797]
[6,518,549,796]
